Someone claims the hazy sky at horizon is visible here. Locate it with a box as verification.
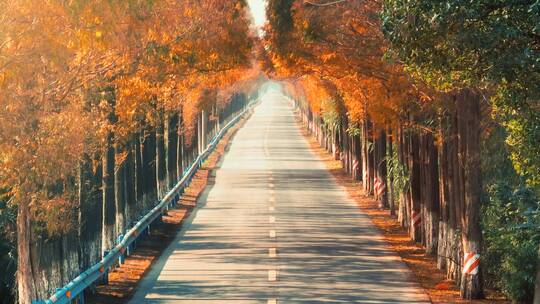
[247,0,268,35]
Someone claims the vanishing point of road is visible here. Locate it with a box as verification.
[130,92,430,303]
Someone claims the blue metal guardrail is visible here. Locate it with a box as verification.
[33,103,253,304]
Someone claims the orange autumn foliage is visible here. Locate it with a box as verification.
[0,0,259,234]
[265,0,423,129]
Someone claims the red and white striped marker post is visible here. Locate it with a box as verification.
[411,209,421,228]
[462,252,480,275]
[374,177,386,197]
[353,159,359,173]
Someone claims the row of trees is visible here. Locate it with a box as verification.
[265,0,539,302]
[0,1,260,303]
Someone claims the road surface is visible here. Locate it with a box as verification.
[130,92,430,303]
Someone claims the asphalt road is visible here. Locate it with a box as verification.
[129,91,430,303]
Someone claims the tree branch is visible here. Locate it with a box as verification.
[304,0,348,7]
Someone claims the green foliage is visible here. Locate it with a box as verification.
[492,83,540,196]
[481,125,540,302]
[381,0,540,90]
[387,144,409,200]
[266,0,295,58]
[381,0,540,197]
[321,98,341,129]
[346,122,361,137]
[482,183,539,302]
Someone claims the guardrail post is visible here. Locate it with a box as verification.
[78,292,85,304]
[100,250,110,285]
[103,267,109,285]
[132,237,137,250]
[117,235,125,265]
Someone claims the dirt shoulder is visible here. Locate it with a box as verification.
[86,112,251,304]
[299,124,509,304]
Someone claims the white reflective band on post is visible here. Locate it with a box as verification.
[463,252,480,275]
[412,210,421,227]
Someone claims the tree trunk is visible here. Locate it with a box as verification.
[534,245,540,304]
[156,117,167,198]
[200,110,207,153]
[114,143,126,235]
[17,199,37,304]
[375,129,388,208]
[361,120,368,189]
[397,125,409,227]
[341,117,349,172]
[422,131,439,254]
[177,113,184,178]
[457,89,484,299]
[387,129,396,216]
[363,119,375,195]
[437,114,450,270]
[333,125,340,160]
[102,131,116,255]
[166,113,179,188]
[125,138,136,226]
[352,134,361,181]
[448,107,463,283]
[134,132,144,205]
[142,126,157,208]
[408,130,422,242]
[197,113,202,155]
[102,86,117,256]
[78,154,93,270]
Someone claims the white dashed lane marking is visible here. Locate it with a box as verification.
[269,230,276,238]
[268,269,277,281]
[269,247,277,258]
[269,216,275,223]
